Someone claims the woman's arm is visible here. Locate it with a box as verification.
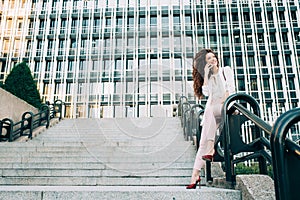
[223,67,235,100]
[202,64,212,96]
[224,66,235,95]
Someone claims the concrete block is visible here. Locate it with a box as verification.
[235,175,275,200]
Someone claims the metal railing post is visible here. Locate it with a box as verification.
[271,107,300,200]
[54,100,63,120]
[2,118,14,142]
[40,104,50,128]
[22,112,34,139]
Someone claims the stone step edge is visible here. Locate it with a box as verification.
[0,185,238,192]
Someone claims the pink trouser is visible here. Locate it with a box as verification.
[193,103,223,170]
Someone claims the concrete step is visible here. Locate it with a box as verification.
[0,176,192,186]
[0,162,194,170]
[0,186,241,200]
[0,117,237,197]
[0,168,192,177]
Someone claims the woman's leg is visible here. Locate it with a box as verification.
[190,104,223,183]
[203,104,223,156]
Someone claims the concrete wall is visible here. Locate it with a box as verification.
[0,88,38,122]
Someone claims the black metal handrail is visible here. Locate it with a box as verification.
[0,100,64,142]
[220,93,268,184]
[178,93,300,199]
[178,96,188,117]
[270,108,300,200]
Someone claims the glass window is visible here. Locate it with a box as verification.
[61,19,67,28]
[250,78,258,90]
[128,17,134,27]
[68,61,74,71]
[208,14,215,22]
[246,34,252,43]
[117,17,123,26]
[81,39,87,48]
[263,78,270,90]
[70,39,76,48]
[243,13,250,21]
[150,59,158,70]
[150,16,157,26]
[279,11,285,20]
[151,37,157,48]
[82,18,88,26]
[258,34,264,43]
[34,62,41,72]
[71,19,78,27]
[236,56,243,66]
[128,37,134,47]
[115,60,123,70]
[185,15,191,24]
[248,56,255,66]
[162,37,169,49]
[210,34,217,43]
[94,17,101,26]
[173,15,180,24]
[139,17,145,27]
[232,13,239,22]
[162,16,169,25]
[79,60,88,70]
[39,20,45,29]
[276,78,283,90]
[285,54,292,66]
[50,19,56,28]
[260,56,266,66]
[270,33,276,42]
[127,59,133,70]
[37,40,43,49]
[267,12,273,22]
[223,56,230,66]
[234,35,240,43]
[220,14,227,22]
[59,40,65,48]
[272,55,279,66]
[106,17,111,26]
[291,11,297,20]
[222,35,229,44]
[139,37,146,48]
[174,58,181,69]
[255,12,262,21]
[282,33,288,42]
[238,78,245,90]
[288,77,295,90]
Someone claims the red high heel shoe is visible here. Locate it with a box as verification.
[186,176,201,189]
[202,155,213,162]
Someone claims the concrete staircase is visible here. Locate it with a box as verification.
[0,117,241,199]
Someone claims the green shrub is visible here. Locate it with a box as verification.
[4,62,42,108]
[235,162,273,179]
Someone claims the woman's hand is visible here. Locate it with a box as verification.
[203,63,213,86]
[204,63,213,76]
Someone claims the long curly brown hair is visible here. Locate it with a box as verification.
[192,49,219,99]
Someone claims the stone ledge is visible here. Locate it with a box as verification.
[204,161,275,200]
[208,175,275,200]
[235,175,275,200]
[0,186,241,200]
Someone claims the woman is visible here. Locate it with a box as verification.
[186,49,235,189]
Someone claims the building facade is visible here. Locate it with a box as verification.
[0,1,300,127]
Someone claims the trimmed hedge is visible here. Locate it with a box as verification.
[235,162,273,179]
[4,62,42,108]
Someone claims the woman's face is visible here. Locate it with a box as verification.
[205,52,218,66]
